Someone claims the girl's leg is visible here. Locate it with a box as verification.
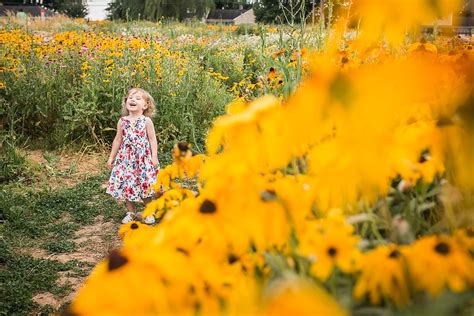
[141,197,156,224]
[121,200,136,224]
[125,200,136,213]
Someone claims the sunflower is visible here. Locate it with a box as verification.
[353,244,410,306]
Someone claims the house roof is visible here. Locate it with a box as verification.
[207,9,247,20]
[0,5,56,17]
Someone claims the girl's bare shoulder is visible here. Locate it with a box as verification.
[144,116,154,124]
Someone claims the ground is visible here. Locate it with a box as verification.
[1,149,126,314]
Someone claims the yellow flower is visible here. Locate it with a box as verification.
[354,245,410,306]
[290,48,308,62]
[408,40,438,54]
[272,48,286,58]
[267,67,277,81]
[225,97,247,115]
[142,188,194,218]
[351,0,462,46]
[71,249,168,314]
[118,221,149,240]
[405,235,474,296]
[453,228,474,254]
[299,216,360,281]
[262,277,348,316]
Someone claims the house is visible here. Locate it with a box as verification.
[206,8,255,25]
[421,0,474,34]
[84,0,112,21]
[0,5,55,18]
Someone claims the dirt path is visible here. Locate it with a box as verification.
[29,215,122,310]
[27,149,104,189]
[23,150,123,311]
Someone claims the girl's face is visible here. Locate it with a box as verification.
[125,91,148,115]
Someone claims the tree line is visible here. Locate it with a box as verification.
[4,0,88,18]
[4,0,322,23]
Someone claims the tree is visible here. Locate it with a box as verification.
[60,2,88,18]
[3,0,88,17]
[46,0,88,18]
[214,0,252,9]
[107,0,146,20]
[253,0,315,24]
[107,0,214,21]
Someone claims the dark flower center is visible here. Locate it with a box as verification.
[228,254,239,264]
[130,223,139,229]
[108,250,128,271]
[199,199,217,214]
[260,189,277,202]
[60,307,79,316]
[176,247,190,256]
[327,247,338,257]
[341,56,349,64]
[466,228,474,237]
[389,249,401,259]
[434,242,450,255]
[178,141,189,153]
[436,117,454,127]
[418,149,430,163]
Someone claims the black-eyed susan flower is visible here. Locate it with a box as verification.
[272,48,286,59]
[405,235,474,296]
[453,228,474,254]
[118,220,149,240]
[353,245,410,306]
[262,276,348,316]
[299,216,361,281]
[408,39,438,54]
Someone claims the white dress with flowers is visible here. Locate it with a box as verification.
[106,116,159,201]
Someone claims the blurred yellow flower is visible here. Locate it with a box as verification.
[354,245,410,306]
[405,235,474,296]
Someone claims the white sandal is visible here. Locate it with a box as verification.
[121,212,135,224]
[144,215,156,225]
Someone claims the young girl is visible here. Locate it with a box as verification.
[106,88,159,224]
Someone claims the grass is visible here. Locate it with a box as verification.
[0,150,125,315]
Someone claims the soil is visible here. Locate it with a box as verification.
[23,150,122,311]
[27,216,121,310]
[27,149,105,189]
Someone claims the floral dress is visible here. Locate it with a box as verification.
[106,116,159,201]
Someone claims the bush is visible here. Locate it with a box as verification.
[0,144,28,183]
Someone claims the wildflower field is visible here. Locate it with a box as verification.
[1,0,474,315]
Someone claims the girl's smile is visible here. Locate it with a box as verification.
[126,92,147,114]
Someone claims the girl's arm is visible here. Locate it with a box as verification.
[145,118,159,168]
[107,120,123,169]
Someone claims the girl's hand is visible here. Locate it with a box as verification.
[152,158,159,168]
[106,158,114,170]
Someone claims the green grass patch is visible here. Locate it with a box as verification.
[44,240,77,254]
[0,244,68,315]
[1,171,124,314]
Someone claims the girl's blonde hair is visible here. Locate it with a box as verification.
[121,88,156,117]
